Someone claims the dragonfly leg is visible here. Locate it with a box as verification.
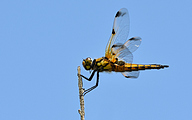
[83,71,99,96]
[79,70,96,81]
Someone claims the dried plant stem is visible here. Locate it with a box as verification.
[78,66,85,120]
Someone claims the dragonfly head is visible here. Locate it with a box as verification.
[82,57,93,70]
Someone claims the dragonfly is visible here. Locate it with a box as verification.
[80,8,169,95]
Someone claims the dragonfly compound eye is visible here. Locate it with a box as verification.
[82,58,93,70]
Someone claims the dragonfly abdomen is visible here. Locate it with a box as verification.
[113,63,169,72]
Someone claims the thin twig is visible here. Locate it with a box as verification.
[78,66,85,120]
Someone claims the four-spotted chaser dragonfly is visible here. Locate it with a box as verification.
[80,8,169,95]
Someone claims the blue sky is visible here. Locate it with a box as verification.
[0,0,192,120]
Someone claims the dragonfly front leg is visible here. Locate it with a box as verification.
[80,70,96,81]
[83,71,99,95]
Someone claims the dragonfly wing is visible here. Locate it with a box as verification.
[112,37,141,63]
[105,8,130,59]
[124,37,141,53]
[122,71,140,78]
[112,43,133,63]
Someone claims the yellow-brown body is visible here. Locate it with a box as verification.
[93,57,167,72]
[80,8,169,95]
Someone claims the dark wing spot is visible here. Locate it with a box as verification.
[115,11,121,17]
[129,37,135,40]
[112,44,123,48]
[112,44,117,48]
[126,76,131,78]
[112,29,115,34]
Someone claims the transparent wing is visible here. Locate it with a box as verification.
[105,8,130,59]
[111,37,141,63]
[124,37,141,53]
[111,43,133,63]
[122,71,140,78]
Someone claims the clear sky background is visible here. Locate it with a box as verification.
[0,0,192,120]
